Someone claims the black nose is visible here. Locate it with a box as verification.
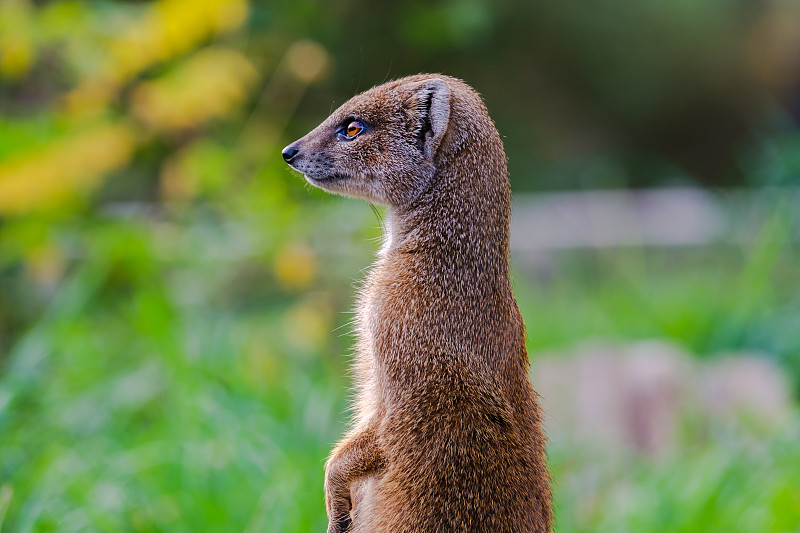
[282,144,299,163]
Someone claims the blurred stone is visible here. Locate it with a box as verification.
[510,188,800,255]
[511,189,723,252]
[702,354,792,433]
[532,341,794,457]
[622,341,694,455]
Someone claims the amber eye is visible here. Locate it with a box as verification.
[341,120,364,139]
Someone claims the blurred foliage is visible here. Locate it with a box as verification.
[0,0,799,531]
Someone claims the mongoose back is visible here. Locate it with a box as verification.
[282,74,553,533]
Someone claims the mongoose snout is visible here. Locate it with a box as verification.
[281,143,299,163]
[284,74,553,533]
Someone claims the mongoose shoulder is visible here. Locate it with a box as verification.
[283,74,553,533]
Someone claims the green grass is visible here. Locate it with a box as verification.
[550,429,800,533]
[514,243,800,394]
[0,234,341,532]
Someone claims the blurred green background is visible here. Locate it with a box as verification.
[1,1,799,531]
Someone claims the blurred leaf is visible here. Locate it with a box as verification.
[131,47,257,135]
[0,0,35,80]
[0,122,136,214]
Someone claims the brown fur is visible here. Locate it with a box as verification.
[283,74,553,533]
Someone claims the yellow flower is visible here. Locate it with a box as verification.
[273,243,317,291]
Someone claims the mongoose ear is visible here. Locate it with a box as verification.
[404,79,451,159]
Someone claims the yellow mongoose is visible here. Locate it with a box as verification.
[282,74,552,533]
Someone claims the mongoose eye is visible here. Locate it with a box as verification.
[339,120,365,140]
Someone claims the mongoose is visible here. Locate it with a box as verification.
[282,74,553,533]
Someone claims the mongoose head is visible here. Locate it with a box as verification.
[282,74,455,207]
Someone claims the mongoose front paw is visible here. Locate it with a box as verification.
[326,513,352,533]
[324,469,352,533]
[325,488,351,532]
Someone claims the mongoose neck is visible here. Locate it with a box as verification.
[386,137,512,285]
